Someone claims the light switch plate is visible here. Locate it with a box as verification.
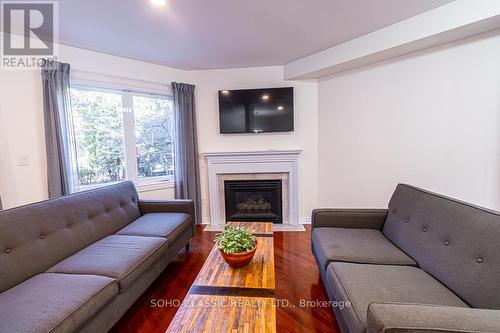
[18,155,29,166]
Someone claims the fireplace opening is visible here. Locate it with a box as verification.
[224,179,282,223]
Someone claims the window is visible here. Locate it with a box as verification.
[133,96,175,179]
[68,84,174,192]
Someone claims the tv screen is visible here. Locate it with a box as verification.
[218,87,294,134]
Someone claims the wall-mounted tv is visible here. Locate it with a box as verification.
[218,87,294,134]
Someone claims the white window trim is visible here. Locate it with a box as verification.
[70,70,172,96]
[76,179,175,193]
[69,81,175,191]
[136,180,175,193]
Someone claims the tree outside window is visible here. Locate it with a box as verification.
[69,85,174,192]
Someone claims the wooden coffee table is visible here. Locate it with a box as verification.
[166,222,276,333]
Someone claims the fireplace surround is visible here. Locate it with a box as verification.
[203,150,301,227]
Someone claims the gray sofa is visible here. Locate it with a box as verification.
[0,181,195,333]
[312,184,500,333]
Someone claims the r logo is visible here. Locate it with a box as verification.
[2,2,54,56]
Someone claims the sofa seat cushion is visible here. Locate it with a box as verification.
[312,228,416,270]
[327,262,468,333]
[0,273,117,333]
[47,235,167,291]
[116,212,191,240]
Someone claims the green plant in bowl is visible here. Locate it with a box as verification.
[216,225,256,253]
[215,225,257,268]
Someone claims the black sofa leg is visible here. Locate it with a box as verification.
[185,243,190,252]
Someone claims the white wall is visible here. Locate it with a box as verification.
[318,30,500,210]
[193,66,318,223]
[5,29,498,217]
[0,44,319,221]
[0,69,46,207]
[0,40,189,209]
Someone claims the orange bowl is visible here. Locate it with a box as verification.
[218,240,257,268]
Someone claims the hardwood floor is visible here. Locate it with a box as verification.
[111,225,340,333]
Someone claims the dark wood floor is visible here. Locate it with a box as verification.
[111,225,340,333]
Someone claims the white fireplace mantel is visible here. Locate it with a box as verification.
[203,150,302,226]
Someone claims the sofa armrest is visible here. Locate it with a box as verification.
[138,199,195,236]
[312,209,387,229]
[138,199,194,216]
[367,303,500,333]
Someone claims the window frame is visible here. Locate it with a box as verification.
[69,81,175,192]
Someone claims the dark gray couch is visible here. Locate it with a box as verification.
[312,184,500,333]
[0,181,195,333]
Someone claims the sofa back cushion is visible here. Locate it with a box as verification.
[383,184,500,309]
[0,181,141,293]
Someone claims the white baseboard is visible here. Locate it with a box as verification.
[300,217,311,224]
[204,224,305,232]
[201,216,311,225]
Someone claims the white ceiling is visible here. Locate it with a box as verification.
[53,0,454,70]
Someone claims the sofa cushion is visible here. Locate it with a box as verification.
[0,273,118,333]
[0,181,141,294]
[383,184,500,309]
[326,262,468,333]
[116,212,191,240]
[47,235,167,291]
[312,228,416,270]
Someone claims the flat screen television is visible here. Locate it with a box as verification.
[218,87,294,134]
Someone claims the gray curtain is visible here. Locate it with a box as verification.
[172,82,201,224]
[41,60,74,197]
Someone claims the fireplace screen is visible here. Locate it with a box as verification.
[224,179,283,223]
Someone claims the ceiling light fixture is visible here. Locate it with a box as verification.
[150,0,166,7]
[261,94,269,101]
[277,106,284,111]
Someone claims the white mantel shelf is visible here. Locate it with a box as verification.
[202,150,302,227]
[203,150,302,160]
